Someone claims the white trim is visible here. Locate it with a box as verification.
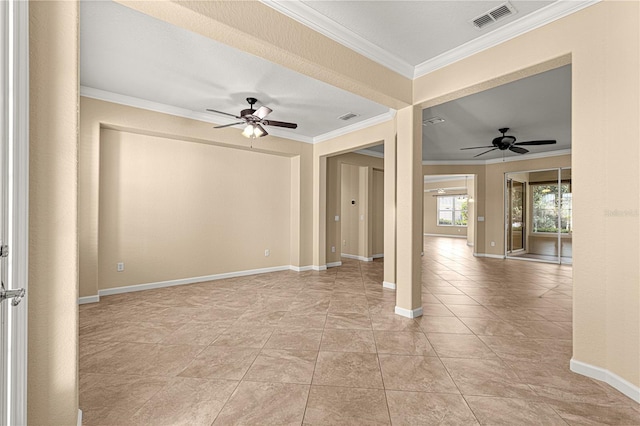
[98,265,294,297]
[260,0,415,78]
[467,242,475,247]
[3,1,29,424]
[289,265,313,272]
[424,233,466,239]
[383,281,396,290]
[395,306,423,318]
[341,253,373,262]
[312,110,396,144]
[77,409,83,426]
[326,261,342,268]
[78,295,100,305]
[422,149,572,166]
[312,265,328,271]
[474,253,506,259]
[413,1,599,77]
[570,359,640,403]
[372,253,384,259]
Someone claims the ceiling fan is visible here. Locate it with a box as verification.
[206,97,298,139]
[461,128,556,157]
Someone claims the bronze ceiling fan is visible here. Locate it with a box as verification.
[461,128,556,157]
[206,97,298,139]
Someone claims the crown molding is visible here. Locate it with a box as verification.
[80,86,315,143]
[414,0,599,77]
[312,110,396,143]
[261,0,415,78]
[422,148,571,166]
[262,0,598,79]
[424,175,473,183]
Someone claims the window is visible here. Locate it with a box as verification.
[532,183,572,233]
[437,195,468,226]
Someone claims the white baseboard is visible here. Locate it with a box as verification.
[372,253,384,259]
[327,261,342,268]
[424,233,467,239]
[570,359,640,403]
[290,265,314,272]
[474,253,505,259]
[99,265,293,297]
[467,242,474,247]
[395,305,423,318]
[78,295,100,305]
[341,253,373,262]
[312,265,327,271]
[78,409,82,426]
[383,281,396,290]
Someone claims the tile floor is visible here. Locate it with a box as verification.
[79,237,640,425]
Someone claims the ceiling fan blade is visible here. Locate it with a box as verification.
[213,122,245,129]
[255,124,268,137]
[253,106,272,120]
[514,140,557,146]
[263,120,298,129]
[460,145,494,150]
[206,108,241,119]
[474,148,498,158]
[509,146,529,154]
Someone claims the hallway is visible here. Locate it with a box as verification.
[79,237,640,424]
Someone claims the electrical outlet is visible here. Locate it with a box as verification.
[117,262,124,272]
[343,240,347,246]
[335,215,340,222]
[490,241,495,247]
[331,246,336,253]
[264,249,270,257]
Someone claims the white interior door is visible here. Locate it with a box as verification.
[0,1,29,424]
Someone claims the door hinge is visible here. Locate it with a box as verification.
[0,244,8,257]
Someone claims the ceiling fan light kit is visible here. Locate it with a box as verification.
[461,127,556,158]
[206,97,298,139]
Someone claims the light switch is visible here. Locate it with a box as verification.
[335,215,340,222]
[477,216,485,222]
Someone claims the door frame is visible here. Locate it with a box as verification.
[1,0,29,424]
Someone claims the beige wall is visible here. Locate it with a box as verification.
[80,97,314,297]
[340,163,360,257]
[415,0,639,391]
[423,178,469,238]
[98,128,292,290]
[29,1,79,423]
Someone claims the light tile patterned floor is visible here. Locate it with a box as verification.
[79,237,640,425]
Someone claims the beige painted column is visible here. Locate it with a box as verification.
[29,1,79,423]
[383,136,396,289]
[312,155,327,269]
[394,105,423,317]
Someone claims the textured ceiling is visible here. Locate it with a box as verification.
[80,0,581,161]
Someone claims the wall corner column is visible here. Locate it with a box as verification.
[394,105,423,317]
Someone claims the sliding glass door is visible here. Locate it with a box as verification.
[505,168,572,264]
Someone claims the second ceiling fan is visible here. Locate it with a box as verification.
[461,128,556,157]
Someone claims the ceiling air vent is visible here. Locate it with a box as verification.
[337,112,359,121]
[470,2,517,30]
